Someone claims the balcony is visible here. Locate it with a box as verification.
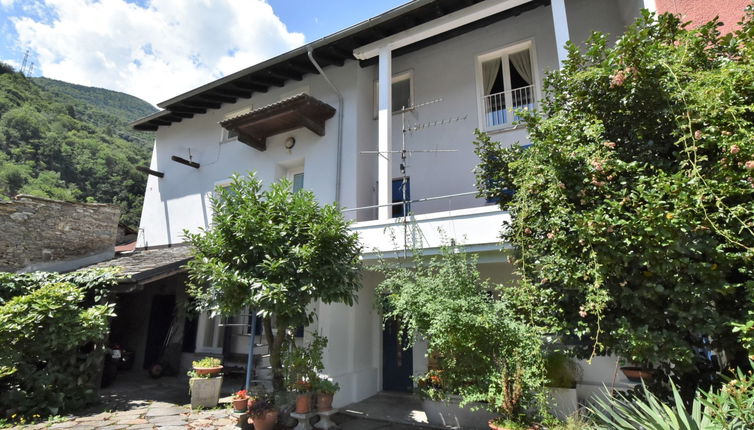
[349,201,510,260]
[482,84,535,130]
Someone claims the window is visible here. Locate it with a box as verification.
[392,177,410,218]
[477,42,536,130]
[374,71,414,118]
[196,312,225,353]
[221,105,253,142]
[287,166,304,193]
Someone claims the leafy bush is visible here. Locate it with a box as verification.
[590,364,754,429]
[377,246,547,424]
[0,270,118,421]
[474,7,754,393]
[590,381,716,430]
[282,332,327,393]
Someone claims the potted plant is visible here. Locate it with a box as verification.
[314,378,340,411]
[192,356,223,376]
[248,394,278,430]
[232,389,250,412]
[292,379,313,413]
[188,357,223,408]
[620,365,654,383]
[283,333,328,414]
[544,351,582,420]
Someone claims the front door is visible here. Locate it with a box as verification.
[382,318,413,392]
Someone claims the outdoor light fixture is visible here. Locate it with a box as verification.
[284,136,296,151]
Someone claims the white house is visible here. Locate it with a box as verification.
[120,0,656,410]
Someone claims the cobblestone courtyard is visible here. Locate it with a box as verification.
[9,374,435,430]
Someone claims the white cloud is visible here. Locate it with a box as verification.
[11,0,305,105]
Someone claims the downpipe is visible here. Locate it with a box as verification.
[307,45,344,204]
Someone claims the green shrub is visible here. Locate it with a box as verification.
[589,381,716,430]
[377,246,547,425]
[0,270,117,421]
[590,364,754,430]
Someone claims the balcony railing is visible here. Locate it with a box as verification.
[482,84,535,129]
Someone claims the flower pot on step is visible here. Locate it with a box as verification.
[233,397,249,412]
[295,393,311,413]
[317,393,334,411]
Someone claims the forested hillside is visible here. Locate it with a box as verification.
[0,62,156,227]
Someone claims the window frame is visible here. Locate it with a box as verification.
[373,70,415,119]
[286,166,305,193]
[474,39,540,132]
[220,105,253,142]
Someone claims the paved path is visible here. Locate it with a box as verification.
[11,404,428,430]
[9,374,439,430]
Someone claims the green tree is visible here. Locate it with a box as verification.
[377,247,546,426]
[474,8,754,396]
[184,173,362,391]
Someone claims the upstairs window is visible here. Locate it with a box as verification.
[392,177,410,218]
[478,42,536,130]
[374,71,414,118]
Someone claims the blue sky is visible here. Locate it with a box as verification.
[0,0,407,104]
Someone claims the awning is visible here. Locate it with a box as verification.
[82,246,192,292]
[219,93,336,151]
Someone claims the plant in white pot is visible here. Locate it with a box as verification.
[188,357,223,409]
[544,351,582,420]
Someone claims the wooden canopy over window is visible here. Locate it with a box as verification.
[219,93,336,151]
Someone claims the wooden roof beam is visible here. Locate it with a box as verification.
[199,93,236,104]
[251,76,285,88]
[169,106,207,114]
[231,81,268,93]
[182,100,222,109]
[214,87,253,99]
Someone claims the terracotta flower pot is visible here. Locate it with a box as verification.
[232,397,249,412]
[247,397,257,410]
[488,419,535,430]
[249,410,278,430]
[317,392,334,411]
[193,365,223,376]
[295,393,311,413]
[620,366,654,383]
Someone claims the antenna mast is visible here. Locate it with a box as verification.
[362,98,467,255]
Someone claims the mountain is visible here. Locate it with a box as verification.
[0,63,157,228]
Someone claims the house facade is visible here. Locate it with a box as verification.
[128,0,660,408]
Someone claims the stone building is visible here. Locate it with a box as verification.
[0,194,120,273]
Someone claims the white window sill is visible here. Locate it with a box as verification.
[484,123,528,135]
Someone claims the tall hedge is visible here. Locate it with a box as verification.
[0,270,117,421]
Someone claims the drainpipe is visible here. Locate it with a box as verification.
[307,45,344,204]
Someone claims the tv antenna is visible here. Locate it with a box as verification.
[361,98,467,255]
[20,50,34,77]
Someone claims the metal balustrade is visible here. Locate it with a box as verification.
[482,84,535,129]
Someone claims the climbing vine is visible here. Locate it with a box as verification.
[474,8,754,394]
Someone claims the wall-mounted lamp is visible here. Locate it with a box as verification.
[284,136,296,153]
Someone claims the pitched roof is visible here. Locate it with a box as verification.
[84,245,192,287]
[131,0,547,131]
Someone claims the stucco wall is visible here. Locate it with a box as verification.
[657,0,750,33]
[0,195,119,273]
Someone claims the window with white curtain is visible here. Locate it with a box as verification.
[477,41,536,130]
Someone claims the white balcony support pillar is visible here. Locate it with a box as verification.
[377,46,392,220]
[551,0,570,68]
[643,0,657,12]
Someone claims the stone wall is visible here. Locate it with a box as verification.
[0,195,120,273]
